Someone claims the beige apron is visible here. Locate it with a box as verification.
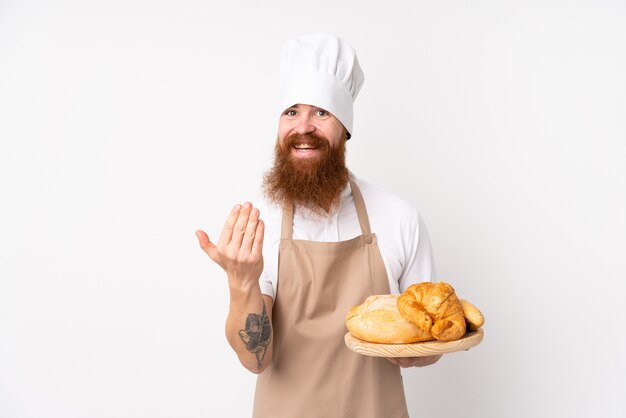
[253,180,409,418]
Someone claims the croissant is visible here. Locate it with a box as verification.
[397,282,467,342]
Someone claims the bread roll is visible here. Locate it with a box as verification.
[346,294,433,343]
[459,299,485,331]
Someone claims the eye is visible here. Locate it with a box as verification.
[284,109,297,117]
[316,109,329,117]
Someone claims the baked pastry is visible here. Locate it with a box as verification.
[345,294,433,343]
[397,282,467,342]
[346,283,484,344]
[459,299,485,331]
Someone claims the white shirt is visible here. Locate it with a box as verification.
[258,173,436,300]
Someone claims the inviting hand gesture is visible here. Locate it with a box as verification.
[196,202,265,286]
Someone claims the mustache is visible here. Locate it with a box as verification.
[283,132,329,149]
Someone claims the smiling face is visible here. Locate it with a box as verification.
[278,104,346,159]
[262,103,350,215]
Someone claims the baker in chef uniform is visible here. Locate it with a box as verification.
[197,33,440,418]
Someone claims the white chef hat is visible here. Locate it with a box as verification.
[279,33,365,136]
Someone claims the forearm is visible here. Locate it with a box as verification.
[196,202,270,372]
[225,282,273,374]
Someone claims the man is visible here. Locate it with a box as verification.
[196,33,439,418]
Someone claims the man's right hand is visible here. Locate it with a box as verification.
[196,203,273,373]
[196,202,265,288]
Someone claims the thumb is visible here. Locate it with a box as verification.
[195,230,217,258]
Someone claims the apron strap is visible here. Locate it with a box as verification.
[281,201,294,240]
[280,179,373,239]
[349,179,372,236]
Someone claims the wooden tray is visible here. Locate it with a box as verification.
[344,328,484,358]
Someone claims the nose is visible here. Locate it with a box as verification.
[294,115,316,135]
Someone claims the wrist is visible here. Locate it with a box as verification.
[228,279,261,299]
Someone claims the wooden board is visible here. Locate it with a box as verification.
[344,328,484,358]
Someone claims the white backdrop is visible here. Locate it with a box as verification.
[1,1,625,417]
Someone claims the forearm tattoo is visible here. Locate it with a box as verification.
[238,303,271,370]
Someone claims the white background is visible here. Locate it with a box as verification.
[1,1,625,417]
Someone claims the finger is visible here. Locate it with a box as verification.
[392,357,414,368]
[386,358,401,366]
[394,358,409,367]
[196,230,217,259]
[218,204,242,246]
[230,202,252,248]
[399,358,416,368]
[240,208,260,254]
[251,219,265,256]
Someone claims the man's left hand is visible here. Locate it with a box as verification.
[386,355,442,368]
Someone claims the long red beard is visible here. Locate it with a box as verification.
[262,132,349,216]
